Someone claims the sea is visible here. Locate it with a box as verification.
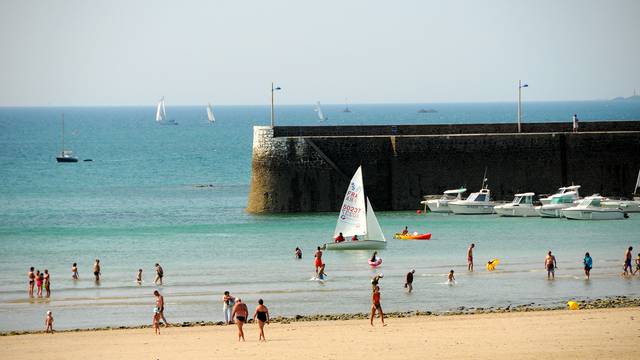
[1,101,639,331]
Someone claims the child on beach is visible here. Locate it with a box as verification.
[318,263,327,280]
[45,311,53,333]
[71,263,79,280]
[153,307,161,335]
[448,270,456,284]
[136,269,143,283]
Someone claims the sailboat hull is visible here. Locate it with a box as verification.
[56,157,78,163]
[323,240,387,250]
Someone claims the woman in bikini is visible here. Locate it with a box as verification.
[28,267,35,297]
[35,270,43,297]
[231,298,248,341]
[253,299,270,342]
[43,269,51,297]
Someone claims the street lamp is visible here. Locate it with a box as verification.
[517,80,529,133]
[271,82,282,127]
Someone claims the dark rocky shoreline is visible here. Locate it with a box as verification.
[3,296,638,336]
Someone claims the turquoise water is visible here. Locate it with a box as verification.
[1,101,639,331]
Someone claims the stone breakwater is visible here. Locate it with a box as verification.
[247,122,640,213]
[3,296,638,336]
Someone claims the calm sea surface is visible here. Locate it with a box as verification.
[1,101,639,331]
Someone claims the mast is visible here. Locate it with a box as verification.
[61,113,64,154]
[481,166,488,189]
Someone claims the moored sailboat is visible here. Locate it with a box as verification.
[206,103,216,124]
[315,101,328,122]
[323,166,387,250]
[56,113,78,163]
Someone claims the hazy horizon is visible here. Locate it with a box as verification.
[1,0,639,106]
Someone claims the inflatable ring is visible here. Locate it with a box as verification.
[368,258,382,267]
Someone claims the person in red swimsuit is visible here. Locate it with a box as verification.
[335,232,345,243]
[352,234,359,241]
[314,247,323,276]
[370,285,385,326]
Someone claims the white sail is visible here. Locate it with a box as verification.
[635,169,640,194]
[334,166,367,237]
[365,197,386,242]
[206,103,215,123]
[155,97,164,122]
[315,101,326,121]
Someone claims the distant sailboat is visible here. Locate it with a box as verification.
[315,101,328,121]
[155,97,178,125]
[343,98,352,113]
[56,113,78,163]
[206,103,216,124]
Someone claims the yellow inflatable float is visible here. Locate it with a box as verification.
[486,259,500,271]
[567,301,579,310]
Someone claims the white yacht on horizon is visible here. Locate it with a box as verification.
[494,192,539,217]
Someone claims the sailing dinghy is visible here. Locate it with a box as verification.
[155,97,178,125]
[315,101,328,121]
[323,166,387,250]
[206,103,215,124]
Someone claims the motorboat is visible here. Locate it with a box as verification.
[602,199,640,213]
[561,195,627,220]
[537,192,580,218]
[539,185,581,205]
[494,192,539,217]
[422,188,466,213]
[322,166,387,250]
[449,188,495,215]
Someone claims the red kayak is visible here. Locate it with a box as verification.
[394,233,432,240]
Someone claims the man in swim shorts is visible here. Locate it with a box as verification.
[545,251,557,279]
[155,263,164,285]
[623,246,633,275]
[467,243,475,272]
[93,259,101,282]
[314,247,323,276]
[405,269,415,293]
[154,290,168,327]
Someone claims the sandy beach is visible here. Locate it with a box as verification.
[1,307,638,360]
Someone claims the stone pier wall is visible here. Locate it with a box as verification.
[246,122,640,213]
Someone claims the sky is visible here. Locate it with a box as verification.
[0,0,639,106]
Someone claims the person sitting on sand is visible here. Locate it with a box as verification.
[253,299,270,342]
[136,269,143,283]
[401,226,409,235]
[448,270,456,284]
[295,247,302,259]
[93,259,101,282]
[71,263,79,280]
[370,285,385,326]
[405,269,415,293]
[45,311,54,333]
[232,298,249,341]
[335,232,345,243]
[583,252,593,280]
[545,251,557,279]
[314,247,323,276]
[352,234,359,241]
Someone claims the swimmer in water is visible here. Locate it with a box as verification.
[370,251,378,263]
[314,247,323,276]
[448,269,456,284]
[136,269,143,284]
[71,263,79,280]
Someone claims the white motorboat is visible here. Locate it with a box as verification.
[537,191,580,218]
[449,188,495,215]
[539,185,581,205]
[155,97,178,125]
[422,188,466,213]
[602,199,640,213]
[494,192,539,217]
[561,195,627,220]
[323,166,387,250]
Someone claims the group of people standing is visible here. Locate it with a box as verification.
[218,291,270,341]
[27,267,51,298]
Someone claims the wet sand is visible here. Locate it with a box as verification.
[1,307,638,360]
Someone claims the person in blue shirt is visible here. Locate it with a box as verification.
[583,252,593,280]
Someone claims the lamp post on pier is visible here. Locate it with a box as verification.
[270,82,282,128]
[517,80,529,133]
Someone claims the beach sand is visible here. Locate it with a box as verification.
[1,307,638,360]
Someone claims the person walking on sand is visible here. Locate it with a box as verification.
[405,269,415,293]
[93,259,101,282]
[223,291,236,325]
[154,263,164,285]
[623,247,633,275]
[231,298,249,341]
[43,269,51,297]
[36,270,43,297]
[253,299,270,342]
[370,285,385,326]
[136,269,143,284]
[71,263,79,280]
[572,114,579,133]
[314,246,323,276]
[545,251,557,279]
[152,307,161,335]
[154,290,168,327]
[45,311,54,333]
[28,267,35,297]
[583,252,593,280]
[467,243,475,271]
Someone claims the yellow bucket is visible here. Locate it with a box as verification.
[567,301,579,310]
